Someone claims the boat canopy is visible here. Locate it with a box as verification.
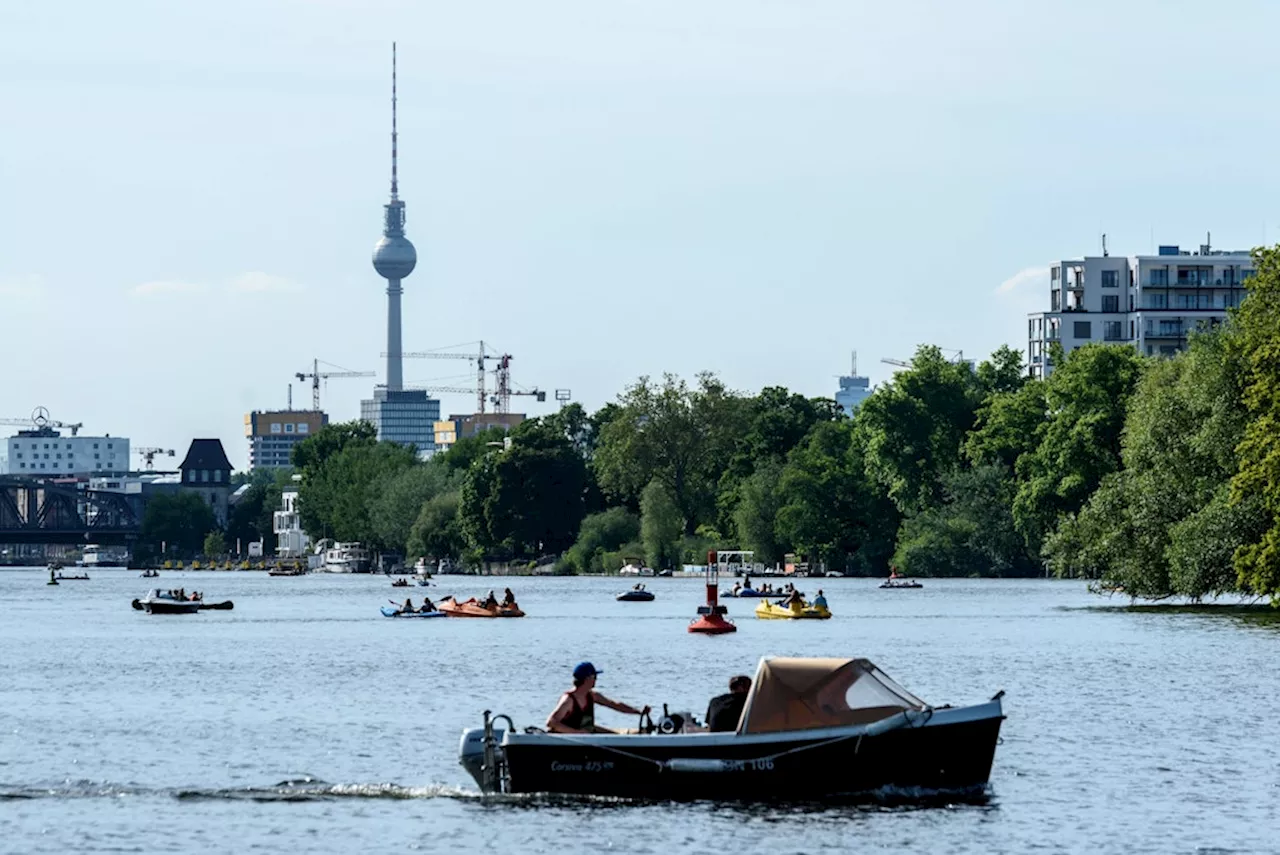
[738,657,927,734]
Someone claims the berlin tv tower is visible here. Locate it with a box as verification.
[371,42,416,392]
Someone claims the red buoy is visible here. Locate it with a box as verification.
[688,550,736,634]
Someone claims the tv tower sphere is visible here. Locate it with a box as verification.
[373,230,416,280]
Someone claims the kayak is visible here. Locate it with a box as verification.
[880,580,923,589]
[437,596,525,618]
[755,599,832,620]
[616,590,655,602]
[197,600,234,610]
[381,606,445,618]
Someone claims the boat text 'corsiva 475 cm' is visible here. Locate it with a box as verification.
[459,656,1004,801]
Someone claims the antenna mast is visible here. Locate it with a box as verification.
[390,41,398,201]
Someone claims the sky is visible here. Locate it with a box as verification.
[4,0,1280,471]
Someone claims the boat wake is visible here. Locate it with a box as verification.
[0,778,474,803]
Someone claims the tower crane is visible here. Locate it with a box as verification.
[133,447,175,471]
[390,341,495,413]
[881,348,966,371]
[295,359,376,411]
[0,406,83,436]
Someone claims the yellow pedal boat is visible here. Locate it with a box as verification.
[754,599,832,620]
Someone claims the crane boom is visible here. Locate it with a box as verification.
[295,359,376,410]
[0,407,83,436]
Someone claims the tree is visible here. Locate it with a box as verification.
[775,421,898,574]
[593,373,745,532]
[856,346,982,516]
[732,459,786,565]
[1012,344,1145,553]
[892,465,1036,577]
[435,426,512,475]
[137,492,219,560]
[290,421,376,475]
[459,422,589,558]
[368,460,459,553]
[640,479,683,570]
[202,531,227,558]
[297,441,419,546]
[406,491,465,563]
[559,507,641,574]
[965,380,1047,471]
[1230,245,1280,599]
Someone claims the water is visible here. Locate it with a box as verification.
[2,570,1277,854]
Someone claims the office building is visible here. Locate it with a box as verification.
[4,429,130,476]
[245,409,328,471]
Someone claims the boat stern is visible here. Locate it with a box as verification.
[458,726,505,791]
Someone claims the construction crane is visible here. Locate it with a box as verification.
[390,341,495,413]
[881,348,966,371]
[490,354,545,414]
[295,359,376,411]
[0,406,83,436]
[133,447,175,470]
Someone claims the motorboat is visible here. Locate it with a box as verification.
[79,544,129,568]
[134,590,201,615]
[619,563,656,577]
[131,593,233,612]
[321,543,372,573]
[723,587,790,599]
[437,596,525,618]
[268,565,307,577]
[880,579,923,589]
[755,599,831,620]
[380,605,446,618]
[460,656,1005,800]
[617,588,655,602]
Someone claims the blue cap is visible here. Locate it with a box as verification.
[573,661,601,681]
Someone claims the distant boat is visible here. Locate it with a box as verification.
[322,543,371,573]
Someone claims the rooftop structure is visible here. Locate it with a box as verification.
[178,439,234,526]
[1027,237,1252,378]
[834,351,873,416]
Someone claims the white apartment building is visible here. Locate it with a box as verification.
[1027,241,1253,378]
[3,429,130,476]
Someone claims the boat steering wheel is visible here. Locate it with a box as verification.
[638,709,656,734]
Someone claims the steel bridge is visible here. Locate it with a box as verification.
[0,478,142,545]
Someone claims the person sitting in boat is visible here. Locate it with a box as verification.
[418,597,436,614]
[705,675,752,732]
[730,581,742,596]
[813,589,828,609]
[402,598,414,613]
[483,590,499,610]
[780,588,805,608]
[546,662,650,735]
[501,588,516,607]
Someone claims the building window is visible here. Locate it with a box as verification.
[107,443,113,449]
[284,423,295,433]
[93,443,99,449]
[214,469,223,482]
[15,453,21,460]
[55,453,61,459]
[1146,293,1168,309]
[1104,321,1123,341]
[1102,295,1119,313]
[43,444,48,450]
[1101,270,1118,288]
[271,423,283,434]
[1149,269,1168,287]
[200,470,209,482]
[297,423,309,434]
[19,463,24,469]
[1073,321,1092,339]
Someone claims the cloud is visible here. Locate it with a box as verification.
[0,274,44,298]
[128,280,205,297]
[226,272,303,294]
[995,266,1049,296]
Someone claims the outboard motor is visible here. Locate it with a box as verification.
[658,704,702,734]
[458,725,504,790]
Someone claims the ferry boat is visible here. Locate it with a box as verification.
[322,542,371,573]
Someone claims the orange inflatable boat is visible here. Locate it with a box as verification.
[437,596,525,618]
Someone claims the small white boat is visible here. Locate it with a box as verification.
[136,590,200,615]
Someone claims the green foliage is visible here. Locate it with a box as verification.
[297,441,419,546]
[202,531,227,558]
[893,465,1037,577]
[965,381,1047,470]
[291,421,376,475]
[592,373,744,531]
[1013,344,1145,552]
[1231,246,1280,598]
[368,460,460,553]
[435,426,511,475]
[138,492,219,560]
[559,507,642,574]
[857,345,983,515]
[731,459,786,565]
[406,491,465,562]
[458,422,589,558]
[640,479,683,569]
[775,421,899,574]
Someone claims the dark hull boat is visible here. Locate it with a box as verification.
[460,657,1004,801]
[616,590,655,602]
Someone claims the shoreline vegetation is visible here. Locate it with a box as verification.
[127,246,1280,606]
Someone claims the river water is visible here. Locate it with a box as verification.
[1,570,1276,854]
